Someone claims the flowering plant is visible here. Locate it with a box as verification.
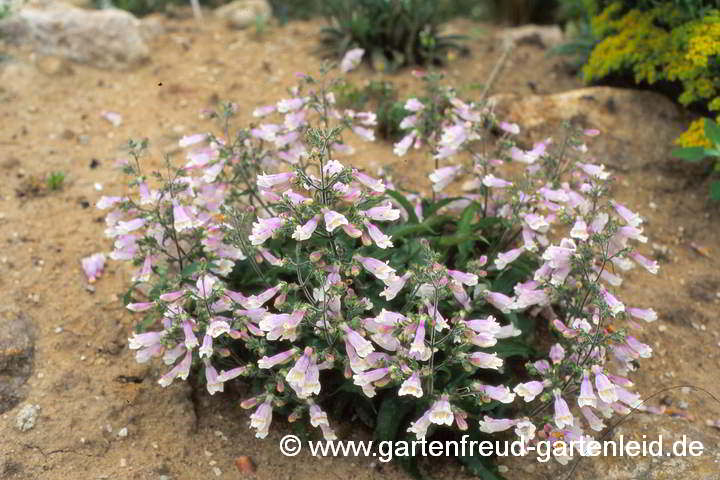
[101,56,659,475]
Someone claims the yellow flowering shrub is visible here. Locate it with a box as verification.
[583,2,720,146]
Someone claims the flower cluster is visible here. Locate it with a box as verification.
[102,59,660,470]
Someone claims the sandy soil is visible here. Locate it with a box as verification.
[1,13,719,480]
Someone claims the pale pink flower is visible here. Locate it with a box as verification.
[494,247,523,270]
[340,48,365,73]
[570,219,589,240]
[482,174,513,188]
[158,350,192,387]
[483,385,516,403]
[81,253,106,283]
[428,395,454,426]
[257,172,296,190]
[398,372,423,398]
[178,133,207,148]
[309,403,330,427]
[578,371,597,408]
[469,352,503,370]
[292,216,319,241]
[362,202,400,221]
[594,371,618,403]
[549,343,565,364]
[578,162,610,180]
[515,419,537,443]
[407,411,432,438]
[343,325,374,358]
[126,302,153,312]
[341,223,363,238]
[479,416,517,433]
[485,291,513,313]
[499,122,520,134]
[353,171,385,192]
[380,272,411,300]
[355,255,396,281]
[429,166,461,192]
[364,221,393,249]
[277,97,305,113]
[627,307,657,322]
[630,252,658,274]
[404,98,424,112]
[513,381,544,402]
[553,390,573,429]
[250,399,273,438]
[249,217,286,245]
[393,132,416,156]
[352,125,375,142]
[323,209,349,232]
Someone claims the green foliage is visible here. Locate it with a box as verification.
[319,0,467,70]
[671,118,720,200]
[573,1,720,146]
[46,171,66,191]
[268,0,324,23]
[333,80,409,140]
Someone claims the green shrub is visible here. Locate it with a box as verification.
[672,118,720,200]
[556,0,720,146]
[319,0,467,70]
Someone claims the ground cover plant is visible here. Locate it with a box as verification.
[101,52,660,477]
[558,0,720,147]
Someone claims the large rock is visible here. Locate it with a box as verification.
[489,87,693,170]
[0,2,149,70]
[497,24,564,49]
[215,0,272,30]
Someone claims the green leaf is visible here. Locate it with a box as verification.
[704,119,720,146]
[181,261,204,278]
[671,147,711,162]
[374,395,414,442]
[424,197,466,218]
[457,455,504,480]
[435,233,489,247]
[387,189,419,224]
[491,338,535,358]
[710,180,720,201]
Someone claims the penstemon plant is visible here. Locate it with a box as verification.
[100,51,660,476]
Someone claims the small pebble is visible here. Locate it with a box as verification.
[15,404,40,431]
[213,467,222,477]
[120,458,127,467]
[118,427,128,438]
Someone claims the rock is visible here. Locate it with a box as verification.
[0,313,34,414]
[140,13,166,42]
[234,456,256,474]
[14,403,40,431]
[0,2,150,70]
[489,87,692,170]
[498,24,564,49]
[215,0,271,30]
[35,55,74,76]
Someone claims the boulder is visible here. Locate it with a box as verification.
[215,0,271,30]
[498,24,564,49]
[489,87,693,170]
[0,2,149,70]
